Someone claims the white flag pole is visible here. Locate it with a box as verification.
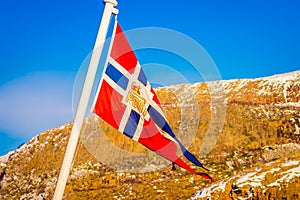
[53,1,118,199]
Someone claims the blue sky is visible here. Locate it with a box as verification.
[0,0,299,155]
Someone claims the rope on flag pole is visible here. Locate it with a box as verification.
[52,1,118,199]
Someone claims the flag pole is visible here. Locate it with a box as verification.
[52,0,118,199]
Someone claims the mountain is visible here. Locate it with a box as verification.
[0,70,299,199]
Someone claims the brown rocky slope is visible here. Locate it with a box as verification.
[0,70,299,199]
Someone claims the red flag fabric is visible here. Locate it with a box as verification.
[92,21,214,182]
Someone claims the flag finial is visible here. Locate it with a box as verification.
[104,0,118,7]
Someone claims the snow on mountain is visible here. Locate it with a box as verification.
[191,156,300,199]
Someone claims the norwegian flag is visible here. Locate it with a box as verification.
[92,20,214,182]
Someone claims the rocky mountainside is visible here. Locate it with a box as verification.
[0,70,299,199]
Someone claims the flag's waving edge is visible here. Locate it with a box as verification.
[92,18,214,182]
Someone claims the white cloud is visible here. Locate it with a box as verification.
[0,71,75,138]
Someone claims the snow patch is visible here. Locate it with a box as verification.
[0,151,14,167]
[283,82,290,103]
[236,168,281,188]
[282,160,300,167]
[268,165,300,187]
[59,125,65,130]
[192,187,211,199]
[294,124,300,135]
[236,172,257,186]
[191,179,232,199]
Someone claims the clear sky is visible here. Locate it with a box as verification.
[0,0,299,155]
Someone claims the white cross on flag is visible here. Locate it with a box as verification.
[92,20,214,182]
